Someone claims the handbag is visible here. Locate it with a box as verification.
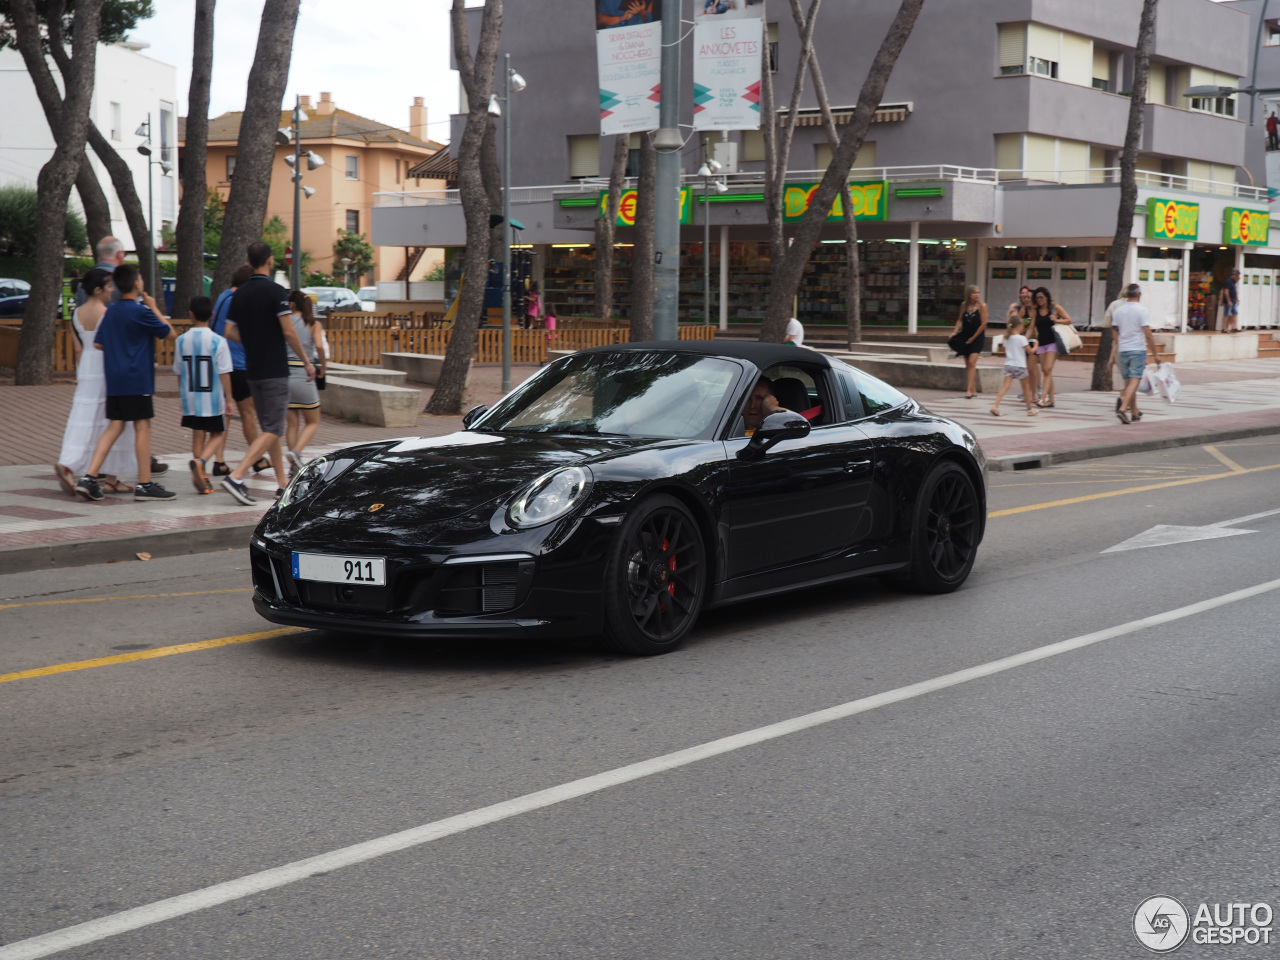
[947,333,968,355]
[1053,323,1083,354]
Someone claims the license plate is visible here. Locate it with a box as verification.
[292,552,386,586]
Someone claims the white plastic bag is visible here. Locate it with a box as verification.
[1153,361,1180,403]
[1138,365,1158,395]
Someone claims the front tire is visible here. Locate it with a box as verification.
[906,461,980,593]
[601,494,706,655]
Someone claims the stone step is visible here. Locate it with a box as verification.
[320,376,421,428]
[831,353,1005,393]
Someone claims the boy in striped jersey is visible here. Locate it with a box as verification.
[174,296,233,493]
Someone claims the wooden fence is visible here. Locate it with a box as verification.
[324,311,443,330]
[47,320,718,373]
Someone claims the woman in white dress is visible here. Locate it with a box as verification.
[54,269,136,494]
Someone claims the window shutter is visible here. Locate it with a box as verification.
[742,129,765,162]
[998,24,1026,70]
[568,134,600,178]
[815,143,833,170]
[1026,23,1060,63]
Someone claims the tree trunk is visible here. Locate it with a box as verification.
[1092,0,1158,391]
[45,34,157,299]
[594,134,629,321]
[75,157,112,248]
[630,131,657,342]
[211,0,301,296]
[11,0,102,385]
[481,116,504,262]
[427,0,504,415]
[174,0,215,316]
[802,36,862,345]
[761,0,926,343]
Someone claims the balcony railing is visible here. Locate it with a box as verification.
[375,164,1267,206]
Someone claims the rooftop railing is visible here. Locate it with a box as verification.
[375,164,1269,206]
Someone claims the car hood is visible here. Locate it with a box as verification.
[305,431,652,524]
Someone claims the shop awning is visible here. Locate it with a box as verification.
[780,102,913,127]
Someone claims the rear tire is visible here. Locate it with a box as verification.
[601,494,706,655]
[906,461,980,593]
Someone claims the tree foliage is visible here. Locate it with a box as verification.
[203,188,224,258]
[0,183,87,256]
[0,0,151,49]
[333,229,374,284]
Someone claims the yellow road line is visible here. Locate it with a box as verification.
[989,462,1280,518]
[1203,444,1247,474]
[0,627,304,684]
[0,587,252,613]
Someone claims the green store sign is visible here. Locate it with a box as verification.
[1146,197,1199,242]
[1223,207,1269,246]
[782,181,889,222]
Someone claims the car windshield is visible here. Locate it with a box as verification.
[476,352,740,440]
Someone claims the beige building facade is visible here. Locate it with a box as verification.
[183,92,445,283]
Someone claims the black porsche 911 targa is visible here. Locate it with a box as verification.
[250,341,986,655]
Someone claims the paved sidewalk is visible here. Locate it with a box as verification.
[1,357,1277,572]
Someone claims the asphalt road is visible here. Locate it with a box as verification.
[3,438,1280,959]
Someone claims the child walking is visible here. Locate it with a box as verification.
[174,295,233,493]
[989,316,1038,417]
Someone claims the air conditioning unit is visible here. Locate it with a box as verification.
[713,140,739,174]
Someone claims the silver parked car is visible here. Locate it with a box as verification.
[302,286,363,317]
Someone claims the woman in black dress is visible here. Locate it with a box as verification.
[950,284,988,398]
[1030,286,1072,407]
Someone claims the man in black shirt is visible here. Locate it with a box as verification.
[221,241,315,505]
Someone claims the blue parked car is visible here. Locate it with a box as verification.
[0,278,30,318]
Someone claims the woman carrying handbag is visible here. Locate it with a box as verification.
[949,285,988,399]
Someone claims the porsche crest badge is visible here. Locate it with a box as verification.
[369,503,385,513]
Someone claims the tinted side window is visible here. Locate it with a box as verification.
[856,371,908,415]
[834,368,864,421]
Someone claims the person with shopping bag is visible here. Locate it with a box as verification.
[1107,283,1163,424]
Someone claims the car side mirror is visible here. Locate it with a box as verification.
[737,410,811,460]
[462,404,489,429]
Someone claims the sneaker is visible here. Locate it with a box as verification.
[75,474,104,502]
[211,461,231,477]
[149,457,169,475]
[188,458,208,494]
[286,448,304,473]
[222,476,257,505]
[134,481,177,501]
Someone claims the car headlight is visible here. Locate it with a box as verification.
[508,466,592,529]
[278,456,327,508]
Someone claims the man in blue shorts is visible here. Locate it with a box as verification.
[1108,284,1163,425]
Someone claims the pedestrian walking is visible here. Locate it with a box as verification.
[988,316,1037,417]
[54,268,136,495]
[208,264,264,478]
[1108,283,1163,424]
[75,264,178,502]
[950,285,987,398]
[174,295,233,494]
[1005,285,1037,396]
[785,316,806,347]
[284,289,326,474]
[1030,286,1072,408]
[1267,111,1278,151]
[1221,268,1241,333]
[525,281,541,330]
[74,236,125,307]
[219,242,315,505]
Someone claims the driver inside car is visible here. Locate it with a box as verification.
[742,376,786,435]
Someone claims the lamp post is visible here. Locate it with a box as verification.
[135,115,172,300]
[696,157,727,326]
[280,98,322,290]
[493,54,527,394]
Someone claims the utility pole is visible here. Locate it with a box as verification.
[291,97,303,290]
[652,0,683,341]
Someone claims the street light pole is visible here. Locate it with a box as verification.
[292,97,303,290]
[502,53,513,394]
[652,2,683,341]
[145,112,155,298]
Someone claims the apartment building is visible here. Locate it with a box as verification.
[374,0,1274,329]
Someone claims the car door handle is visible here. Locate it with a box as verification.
[844,460,872,475]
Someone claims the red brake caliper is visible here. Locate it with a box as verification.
[664,539,676,597]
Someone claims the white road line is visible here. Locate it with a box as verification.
[5,577,1280,960]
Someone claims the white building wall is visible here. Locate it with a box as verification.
[0,42,177,255]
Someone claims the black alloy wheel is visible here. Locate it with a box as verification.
[907,461,980,593]
[602,494,706,655]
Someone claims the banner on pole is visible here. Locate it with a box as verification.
[692,4,763,131]
[596,0,663,136]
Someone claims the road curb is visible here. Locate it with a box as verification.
[986,422,1280,471]
[0,522,259,575]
